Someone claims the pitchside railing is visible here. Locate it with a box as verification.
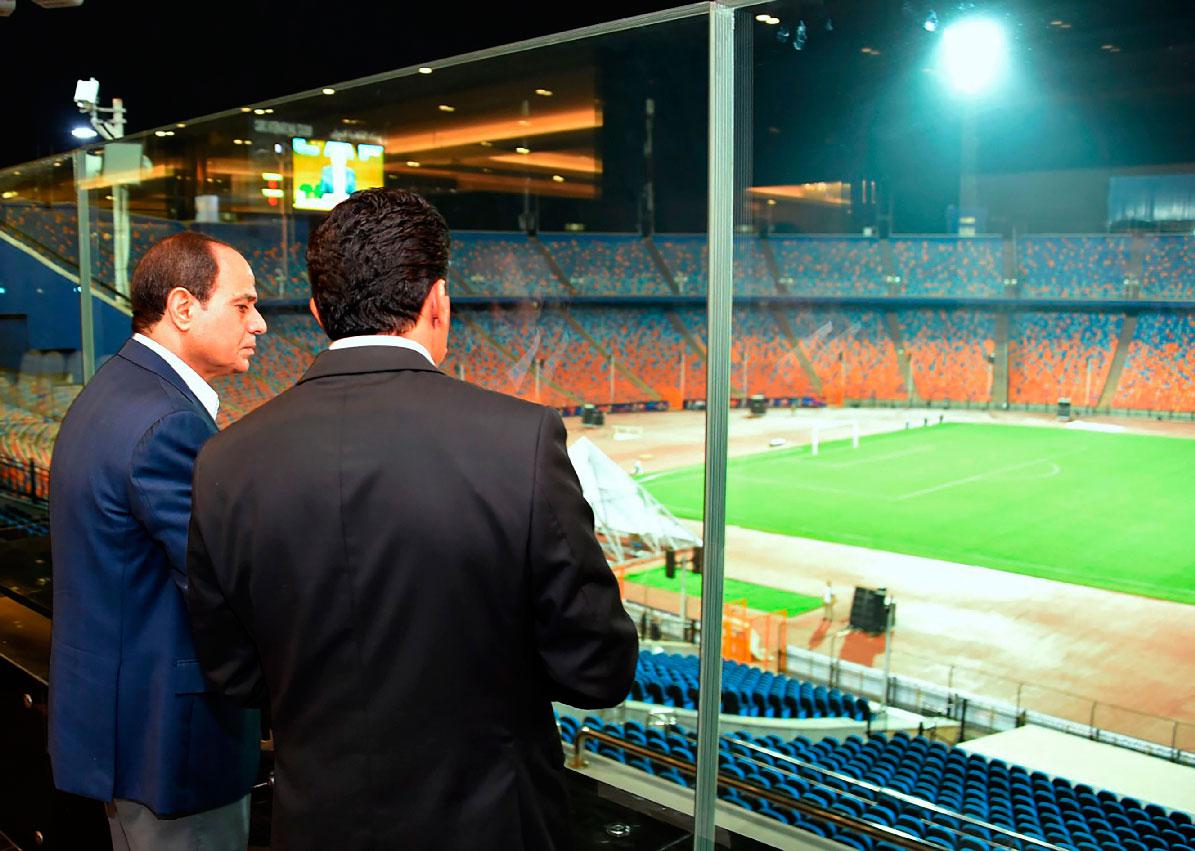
[621,601,1195,768]
[0,454,49,505]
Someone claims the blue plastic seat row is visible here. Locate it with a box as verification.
[631,653,871,720]
[556,715,1195,851]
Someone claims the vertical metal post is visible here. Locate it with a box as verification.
[280,148,290,299]
[113,184,130,297]
[881,599,895,710]
[679,349,686,405]
[642,97,655,237]
[679,561,688,637]
[693,4,734,849]
[73,150,96,384]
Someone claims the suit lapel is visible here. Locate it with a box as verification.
[117,339,218,429]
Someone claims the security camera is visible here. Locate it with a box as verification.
[74,77,100,110]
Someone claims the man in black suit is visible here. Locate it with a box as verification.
[186,188,638,850]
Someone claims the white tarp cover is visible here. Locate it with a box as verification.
[567,436,701,552]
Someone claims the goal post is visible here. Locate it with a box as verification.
[810,420,860,456]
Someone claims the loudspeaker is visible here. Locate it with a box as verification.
[849,586,891,634]
[691,546,703,575]
[664,548,676,578]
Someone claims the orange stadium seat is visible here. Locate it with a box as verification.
[1113,312,1195,411]
[1019,236,1131,299]
[1141,236,1195,301]
[1008,312,1121,407]
[783,308,905,401]
[897,310,995,403]
[539,234,669,295]
[892,237,1001,297]
[770,237,887,296]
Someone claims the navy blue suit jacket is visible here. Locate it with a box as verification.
[48,339,260,816]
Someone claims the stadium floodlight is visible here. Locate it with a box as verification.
[73,77,100,111]
[71,125,98,140]
[72,77,125,140]
[938,16,1008,95]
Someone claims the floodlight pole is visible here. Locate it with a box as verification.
[81,93,131,296]
[82,96,126,142]
[959,105,978,220]
[73,88,129,381]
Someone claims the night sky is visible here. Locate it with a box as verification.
[0,0,677,168]
[2,0,1192,234]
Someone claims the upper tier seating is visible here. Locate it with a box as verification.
[771,237,887,296]
[892,237,1002,297]
[1019,236,1131,299]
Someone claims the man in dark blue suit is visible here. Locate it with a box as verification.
[49,231,267,849]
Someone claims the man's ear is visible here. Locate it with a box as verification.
[427,279,448,327]
[164,287,198,331]
[309,297,325,331]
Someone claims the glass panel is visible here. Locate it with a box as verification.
[0,157,78,618]
[50,8,714,847]
[0,155,81,508]
[686,0,1195,847]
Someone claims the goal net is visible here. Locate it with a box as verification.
[810,420,860,456]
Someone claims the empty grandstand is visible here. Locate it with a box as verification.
[559,719,1195,851]
[2,4,1194,845]
[632,653,872,721]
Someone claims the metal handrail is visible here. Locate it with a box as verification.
[720,734,1066,851]
[0,218,132,307]
[571,725,940,851]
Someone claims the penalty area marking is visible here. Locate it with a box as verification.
[810,444,935,470]
[896,454,1074,501]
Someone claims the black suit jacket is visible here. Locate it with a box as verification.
[187,346,638,850]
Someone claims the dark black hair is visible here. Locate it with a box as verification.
[130,231,231,333]
[307,188,451,340]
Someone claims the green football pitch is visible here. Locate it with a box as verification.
[622,566,822,616]
[641,423,1195,605]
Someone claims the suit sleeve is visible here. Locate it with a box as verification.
[185,447,267,707]
[126,409,214,590]
[528,408,638,708]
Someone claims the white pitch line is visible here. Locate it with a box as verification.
[733,473,886,500]
[895,457,1057,501]
[814,444,935,469]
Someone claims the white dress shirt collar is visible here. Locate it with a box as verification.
[328,335,436,366]
[132,333,220,420]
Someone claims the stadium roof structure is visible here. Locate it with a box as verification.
[567,436,701,564]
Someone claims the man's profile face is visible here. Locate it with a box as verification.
[186,246,267,380]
